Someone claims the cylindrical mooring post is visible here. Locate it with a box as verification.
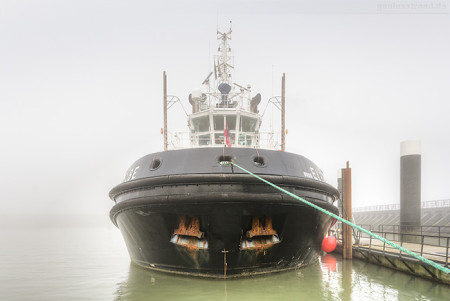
[342,161,352,259]
[400,140,421,243]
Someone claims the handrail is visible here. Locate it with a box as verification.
[354,199,450,212]
[331,228,450,268]
[346,230,450,268]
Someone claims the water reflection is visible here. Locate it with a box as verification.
[114,264,327,301]
[114,255,450,301]
[346,259,449,300]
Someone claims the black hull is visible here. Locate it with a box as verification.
[110,147,340,278]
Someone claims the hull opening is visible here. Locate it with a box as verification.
[171,215,208,250]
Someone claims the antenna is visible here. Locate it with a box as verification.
[214,59,218,80]
[216,22,233,84]
[202,72,213,85]
[233,82,250,92]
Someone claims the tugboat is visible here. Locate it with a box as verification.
[109,26,340,278]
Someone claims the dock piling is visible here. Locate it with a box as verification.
[342,161,352,259]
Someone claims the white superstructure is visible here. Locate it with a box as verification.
[168,25,279,150]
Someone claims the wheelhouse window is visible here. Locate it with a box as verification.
[215,133,235,145]
[238,133,253,146]
[198,134,211,145]
[240,116,257,132]
[192,116,210,132]
[213,115,236,131]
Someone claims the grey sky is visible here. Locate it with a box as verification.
[1,0,449,216]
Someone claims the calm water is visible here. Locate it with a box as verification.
[0,225,448,301]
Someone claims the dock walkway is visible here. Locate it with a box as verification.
[334,230,450,285]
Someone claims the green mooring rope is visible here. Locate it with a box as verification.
[220,161,450,274]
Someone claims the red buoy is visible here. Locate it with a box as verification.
[321,236,337,253]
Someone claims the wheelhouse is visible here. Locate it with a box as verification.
[188,109,261,148]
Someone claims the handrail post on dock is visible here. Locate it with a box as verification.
[438,227,441,246]
[446,237,449,267]
[342,161,352,259]
[420,235,424,256]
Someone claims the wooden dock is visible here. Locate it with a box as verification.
[334,237,450,285]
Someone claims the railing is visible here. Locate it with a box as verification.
[422,199,450,208]
[331,227,450,268]
[353,204,400,212]
[332,224,450,247]
[353,199,450,212]
[168,132,191,149]
[376,225,450,247]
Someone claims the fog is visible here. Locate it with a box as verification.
[1,1,449,223]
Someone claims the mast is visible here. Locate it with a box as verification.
[216,23,233,84]
[281,73,286,151]
[183,25,268,149]
[163,71,168,151]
